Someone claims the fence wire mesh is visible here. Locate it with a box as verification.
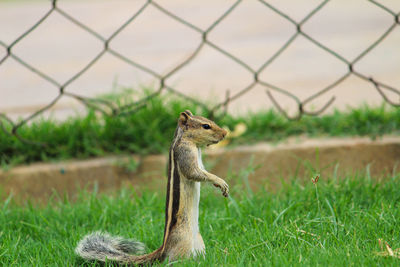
[1,0,399,145]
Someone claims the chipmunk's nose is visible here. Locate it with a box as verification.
[222,129,228,138]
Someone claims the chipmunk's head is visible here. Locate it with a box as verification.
[178,110,227,146]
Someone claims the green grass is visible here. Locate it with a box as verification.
[1,170,400,266]
[1,90,400,166]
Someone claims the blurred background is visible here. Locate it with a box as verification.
[1,0,400,124]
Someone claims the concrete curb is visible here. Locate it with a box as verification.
[1,136,399,201]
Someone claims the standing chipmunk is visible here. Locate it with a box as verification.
[75,110,229,265]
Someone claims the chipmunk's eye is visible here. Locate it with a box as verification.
[202,124,211,130]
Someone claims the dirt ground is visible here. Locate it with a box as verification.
[1,136,399,201]
[1,0,400,120]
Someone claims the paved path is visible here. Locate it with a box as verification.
[1,0,399,120]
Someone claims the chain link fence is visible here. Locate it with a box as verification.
[1,0,399,144]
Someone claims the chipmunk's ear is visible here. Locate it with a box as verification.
[179,112,190,127]
[184,110,193,117]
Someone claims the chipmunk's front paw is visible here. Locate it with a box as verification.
[213,178,229,197]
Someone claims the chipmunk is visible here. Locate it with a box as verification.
[75,110,229,265]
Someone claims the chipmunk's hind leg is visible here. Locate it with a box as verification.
[75,231,146,261]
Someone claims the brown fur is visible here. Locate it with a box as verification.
[75,110,228,265]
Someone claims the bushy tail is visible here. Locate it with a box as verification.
[75,231,162,265]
